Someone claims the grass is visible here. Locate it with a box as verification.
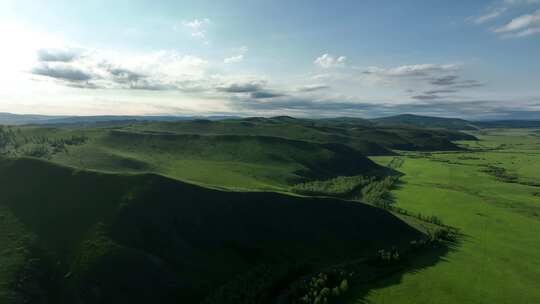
[345,128,540,303]
[49,130,382,191]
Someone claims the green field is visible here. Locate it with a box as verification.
[346,128,540,303]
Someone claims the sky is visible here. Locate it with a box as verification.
[0,0,539,119]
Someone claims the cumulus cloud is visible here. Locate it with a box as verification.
[223,46,248,64]
[494,10,540,37]
[365,64,459,77]
[314,54,346,68]
[37,48,82,62]
[405,75,485,101]
[430,75,459,85]
[213,79,290,100]
[250,91,285,99]
[32,64,92,81]
[181,18,211,42]
[472,7,508,24]
[30,48,210,91]
[504,0,539,5]
[429,75,483,88]
[216,81,265,93]
[469,0,539,24]
[224,54,244,64]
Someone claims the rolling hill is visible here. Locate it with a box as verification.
[0,157,423,304]
[372,114,479,130]
[47,129,383,190]
[124,117,476,153]
[0,116,478,192]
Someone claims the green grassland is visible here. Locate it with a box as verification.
[345,128,540,303]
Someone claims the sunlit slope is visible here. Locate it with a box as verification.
[52,130,383,190]
[0,157,422,304]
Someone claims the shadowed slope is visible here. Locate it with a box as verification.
[0,157,422,304]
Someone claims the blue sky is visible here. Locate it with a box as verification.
[0,0,539,118]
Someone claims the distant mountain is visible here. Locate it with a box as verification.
[474,120,540,128]
[0,112,66,125]
[372,114,478,130]
[316,116,374,127]
[0,112,239,126]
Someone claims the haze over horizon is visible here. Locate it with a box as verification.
[1,0,539,119]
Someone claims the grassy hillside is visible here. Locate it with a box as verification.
[372,114,479,130]
[47,129,382,190]
[0,157,423,304]
[349,126,476,151]
[1,117,477,191]
[124,117,475,153]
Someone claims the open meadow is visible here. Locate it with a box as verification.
[346,128,540,303]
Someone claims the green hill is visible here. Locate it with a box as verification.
[372,114,479,130]
[48,130,383,190]
[124,117,475,153]
[0,157,422,304]
[350,127,477,151]
[2,118,476,191]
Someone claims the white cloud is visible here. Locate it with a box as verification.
[494,10,540,37]
[314,53,346,68]
[469,0,539,24]
[504,0,539,5]
[223,46,248,64]
[181,18,211,42]
[224,54,244,64]
[472,7,507,24]
[183,18,210,30]
[365,64,459,77]
[30,48,210,91]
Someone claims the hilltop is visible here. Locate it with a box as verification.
[372,114,479,130]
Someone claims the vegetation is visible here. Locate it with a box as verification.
[0,126,17,154]
[291,175,375,197]
[0,157,423,303]
[345,128,540,304]
[2,115,538,304]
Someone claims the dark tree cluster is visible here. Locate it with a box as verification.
[0,125,18,154]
